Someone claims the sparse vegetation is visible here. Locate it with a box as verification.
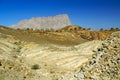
[16,45,23,52]
[100,28,104,31]
[31,64,39,70]
[115,28,119,30]
[110,27,114,30]
[87,28,91,30]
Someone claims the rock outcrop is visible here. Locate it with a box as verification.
[78,31,120,80]
[11,14,71,30]
[59,31,120,80]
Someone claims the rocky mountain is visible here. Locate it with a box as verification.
[11,14,71,30]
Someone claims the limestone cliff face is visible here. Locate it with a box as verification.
[11,14,71,30]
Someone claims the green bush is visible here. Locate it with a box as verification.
[17,45,23,52]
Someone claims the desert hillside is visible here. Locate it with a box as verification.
[0,25,119,45]
[0,26,120,80]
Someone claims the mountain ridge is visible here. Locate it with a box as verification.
[11,14,71,30]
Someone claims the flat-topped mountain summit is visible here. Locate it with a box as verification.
[11,14,71,30]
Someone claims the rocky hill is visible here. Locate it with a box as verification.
[57,25,119,40]
[0,26,120,80]
[11,14,71,30]
[0,31,102,80]
[59,31,120,80]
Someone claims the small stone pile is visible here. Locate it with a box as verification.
[75,31,120,80]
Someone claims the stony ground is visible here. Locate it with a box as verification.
[0,31,120,80]
[78,31,120,80]
[59,31,120,80]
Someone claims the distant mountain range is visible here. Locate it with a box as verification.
[11,14,71,30]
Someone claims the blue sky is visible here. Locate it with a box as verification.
[0,0,120,30]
